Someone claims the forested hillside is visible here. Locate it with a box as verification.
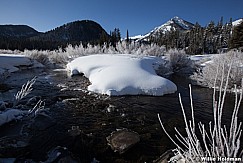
[0,18,242,53]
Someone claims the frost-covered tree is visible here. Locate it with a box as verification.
[191,51,243,89]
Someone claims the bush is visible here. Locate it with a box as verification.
[23,48,68,67]
[192,51,243,89]
[24,49,50,65]
[166,49,194,73]
[63,42,166,58]
[158,62,242,162]
[0,77,45,126]
[156,49,194,77]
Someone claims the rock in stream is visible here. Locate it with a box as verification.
[106,128,140,154]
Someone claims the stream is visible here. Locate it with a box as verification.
[0,68,242,162]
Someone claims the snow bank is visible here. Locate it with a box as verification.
[0,54,44,76]
[67,54,177,96]
[190,54,215,67]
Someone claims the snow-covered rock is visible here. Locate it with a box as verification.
[66,54,177,96]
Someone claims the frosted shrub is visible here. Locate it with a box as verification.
[64,44,82,58]
[85,43,102,55]
[23,49,68,66]
[166,49,193,73]
[0,49,20,54]
[23,49,51,65]
[64,43,104,58]
[21,42,166,66]
[13,76,46,115]
[0,77,46,126]
[63,42,166,57]
[192,51,243,88]
[156,49,193,77]
[144,43,166,56]
[116,42,166,56]
[48,48,68,64]
[158,61,242,162]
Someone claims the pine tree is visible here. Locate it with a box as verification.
[116,28,121,41]
[110,28,121,47]
[126,29,130,43]
[204,21,217,53]
[99,31,109,45]
[231,21,243,49]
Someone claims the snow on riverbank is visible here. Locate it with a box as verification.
[190,54,215,66]
[0,54,44,77]
[67,54,177,96]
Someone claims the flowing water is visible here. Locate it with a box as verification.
[0,68,242,162]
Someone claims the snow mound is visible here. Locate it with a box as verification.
[67,54,177,96]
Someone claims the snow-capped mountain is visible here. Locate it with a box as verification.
[232,18,243,26]
[130,16,194,41]
[148,16,194,35]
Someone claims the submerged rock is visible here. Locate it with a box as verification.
[0,135,29,158]
[43,146,79,163]
[68,126,82,137]
[28,113,56,131]
[106,129,140,154]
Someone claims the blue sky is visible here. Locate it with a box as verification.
[0,0,242,37]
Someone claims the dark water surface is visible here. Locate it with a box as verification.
[0,68,242,162]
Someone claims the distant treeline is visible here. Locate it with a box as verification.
[0,29,122,51]
[0,18,242,54]
[0,20,121,51]
[147,17,243,54]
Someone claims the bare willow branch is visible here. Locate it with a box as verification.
[13,76,37,107]
[157,52,242,162]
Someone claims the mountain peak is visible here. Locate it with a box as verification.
[129,17,194,42]
[147,17,194,36]
[233,18,243,26]
[171,16,181,21]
